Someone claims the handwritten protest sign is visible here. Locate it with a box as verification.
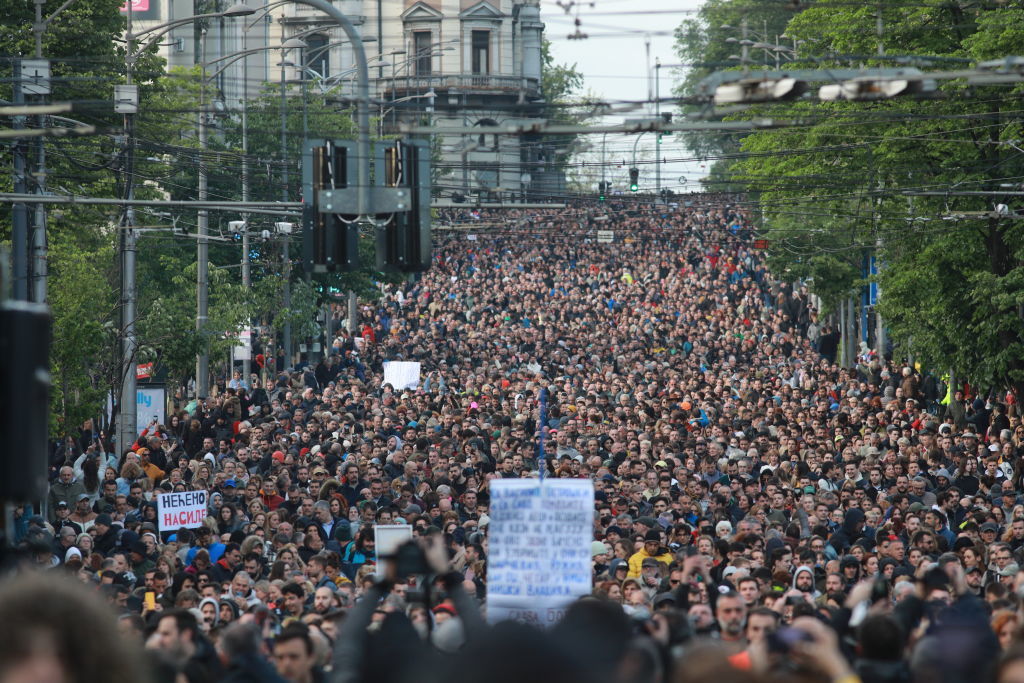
[157,490,208,532]
[486,479,594,627]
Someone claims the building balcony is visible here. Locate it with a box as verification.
[379,73,540,99]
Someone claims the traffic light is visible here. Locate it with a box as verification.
[377,139,432,272]
[598,180,608,202]
[818,77,933,101]
[629,167,639,192]
[303,140,359,273]
[714,77,809,105]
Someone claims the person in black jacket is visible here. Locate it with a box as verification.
[152,609,224,683]
[218,622,285,683]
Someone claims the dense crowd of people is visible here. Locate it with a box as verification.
[8,195,1024,683]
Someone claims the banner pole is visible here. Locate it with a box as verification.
[538,388,547,483]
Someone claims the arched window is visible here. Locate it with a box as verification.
[475,118,498,150]
[304,33,329,80]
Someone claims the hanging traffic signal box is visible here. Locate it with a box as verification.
[303,139,359,273]
[376,139,432,273]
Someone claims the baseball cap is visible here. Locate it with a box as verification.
[653,592,676,606]
[999,563,1020,578]
[981,522,999,534]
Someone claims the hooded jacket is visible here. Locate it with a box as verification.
[791,565,822,600]
[829,508,865,554]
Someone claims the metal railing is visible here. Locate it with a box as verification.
[377,73,540,95]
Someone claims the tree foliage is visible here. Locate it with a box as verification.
[673,0,799,176]
[1,0,369,436]
[693,1,1024,395]
[540,39,588,168]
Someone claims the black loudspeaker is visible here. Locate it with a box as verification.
[0,301,52,501]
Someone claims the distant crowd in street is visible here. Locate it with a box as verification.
[8,195,1024,683]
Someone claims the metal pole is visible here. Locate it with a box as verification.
[654,58,661,201]
[196,29,210,398]
[12,61,29,302]
[323,302,332,357]
[631,132,646,170]
[538,387,548,481]
[347,290,357,334]
[120,209,138,451]
[280,63,292,368]
[600,131,607,193]
[32,112,47,303]
[117,0,139,453]
[241,59,252,382]
[282,234,292,368]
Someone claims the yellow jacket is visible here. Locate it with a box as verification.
[626,548,673,578]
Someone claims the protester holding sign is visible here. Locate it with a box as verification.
[22,196,1009,682]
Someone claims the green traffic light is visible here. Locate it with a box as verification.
[629,183,638,192]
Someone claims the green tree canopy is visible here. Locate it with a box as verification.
[701,2,1024,396]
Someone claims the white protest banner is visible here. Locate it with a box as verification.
[157,490,209,532]
[374,524,414,577]
[486,479,593,627]
[232,326,252,361]
[383,361,421,390]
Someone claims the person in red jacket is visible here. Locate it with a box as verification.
[260,480,285,511]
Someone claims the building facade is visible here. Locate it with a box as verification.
[129,0,553,200]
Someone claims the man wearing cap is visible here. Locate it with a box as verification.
[639,557,664,599]
[93,513,119,554]
[52,501,82,537]
[592,541,611,576]
[998,562,1020,587]
[68,493,98,531]
[965,564,985,595]
[626,529,672,578]
[219,478,241,507]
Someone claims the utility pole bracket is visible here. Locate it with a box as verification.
[318,186,411,214]
[21,59,51,96]
[115,85,139,114]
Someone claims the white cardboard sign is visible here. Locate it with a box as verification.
[157,490,208,531]
[383,361,421,390]
[486,479,594,627]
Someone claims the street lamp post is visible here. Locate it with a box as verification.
[206,39,307,383]
[196,27,211,399]
[119,3,254,448]
[245,0,378,363]
[632,132,648,179]
[275,39,309,369]
[655,57,661,200]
